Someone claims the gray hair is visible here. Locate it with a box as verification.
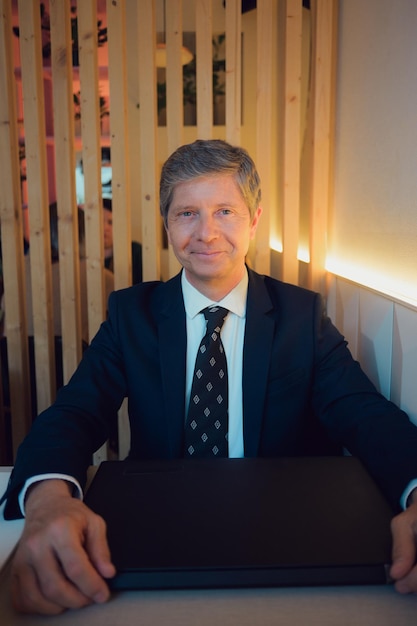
[159,139,261,227]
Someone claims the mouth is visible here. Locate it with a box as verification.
[191,250,224,257]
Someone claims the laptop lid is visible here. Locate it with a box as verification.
[84,456,394,590]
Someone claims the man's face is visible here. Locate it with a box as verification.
[166,174,261,295]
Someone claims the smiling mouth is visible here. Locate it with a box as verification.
[192,250,224,256]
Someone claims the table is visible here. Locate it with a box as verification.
[1,469,416,626]
[0,469,24,571]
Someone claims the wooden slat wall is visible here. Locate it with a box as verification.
[196,0,213,139]
[50,0,82,380]
[255,0,274,275]
[0,0,337,461]
[137,0,160,282]
[165,0,183,276]
[107,0,131,292]
[18,0,56,412]
[0,0,32,460]
[281,0,302,285]
[225,0,241,145]
[308,0,337,294]
[77,0,106,341]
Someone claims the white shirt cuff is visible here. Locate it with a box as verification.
[400,479,417,510]
[18,474,83,517]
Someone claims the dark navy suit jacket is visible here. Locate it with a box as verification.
[3,269,417,517]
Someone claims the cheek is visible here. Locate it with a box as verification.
[166,228,182,248]
[167,223,192,247]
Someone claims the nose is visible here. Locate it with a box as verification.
[195,213,218,242]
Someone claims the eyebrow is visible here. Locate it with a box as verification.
[171,201,238,211]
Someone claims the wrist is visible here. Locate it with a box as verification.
[24,479,73,513]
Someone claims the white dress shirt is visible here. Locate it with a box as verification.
[182,269,248,458]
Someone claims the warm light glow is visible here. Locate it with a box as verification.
[269,239,310,264]
[326,255,417,308]
[156,43,194,68]
[269,238,283,253]
[297,246,310,264]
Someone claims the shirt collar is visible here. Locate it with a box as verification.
[182,269,248,321]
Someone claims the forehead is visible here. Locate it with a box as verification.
[170,174,244,206]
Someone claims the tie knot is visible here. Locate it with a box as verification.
[203,306,229,334]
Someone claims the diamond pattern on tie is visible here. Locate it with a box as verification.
[184,306,229,457]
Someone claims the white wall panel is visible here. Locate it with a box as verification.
[328,275,417,425]
[333,278,359,360]
[391,304,417,425]
[357,289,393,397]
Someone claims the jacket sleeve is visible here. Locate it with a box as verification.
[311,296,417,511]
[1,290,129,520]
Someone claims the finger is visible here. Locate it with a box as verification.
[16,542,94,613]
[394,565,417,594]
[37,549,97,610]
[16,517,105,612]
[57,545,111,605]
[85,513,117,579]
[11,559,90,615]
[54,513,113,603]
[390,513,416,581]
[11,563,63,615]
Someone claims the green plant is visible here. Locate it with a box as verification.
[157,33,226,119]
[13,3,107,62]
[70,6,107,66]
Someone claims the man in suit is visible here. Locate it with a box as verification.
[2,139,417,614]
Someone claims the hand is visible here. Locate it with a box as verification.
[10,479,116,615]
[390,490,417,594]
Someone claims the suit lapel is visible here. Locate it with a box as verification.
[156,273,187,457]
[243,270,275,456]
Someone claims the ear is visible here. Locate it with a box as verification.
[165,224,172,245]
[249,206,263,240]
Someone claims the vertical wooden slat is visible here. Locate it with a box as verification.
[281,0,302,286]
[196,0,213,139]
[77,0,106,341]
[49,0,82,382]
[225,0,241,145]
[165,0,182,277]
[125,2,142,264]
[107,0,131,291]
[255,0,274,275]
[138,0,160,281]
[308,0,337,295]
[78,0,109,465]
[18,0,55,412]
[0,0,32,457]
[166,0,183,151]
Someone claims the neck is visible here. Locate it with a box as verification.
[184,267,246,302]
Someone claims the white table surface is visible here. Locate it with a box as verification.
[1,468,416,626]
[0,469,24,571]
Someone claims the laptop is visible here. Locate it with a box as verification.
[84,456,394,590]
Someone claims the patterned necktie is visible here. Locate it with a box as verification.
[184,306,229,457]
